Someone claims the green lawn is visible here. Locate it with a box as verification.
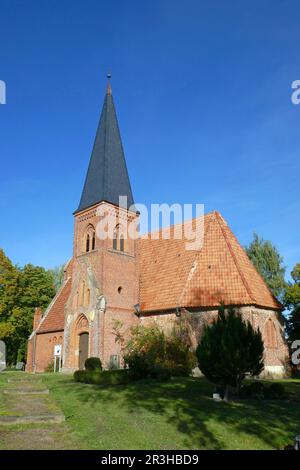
[1,371,299,450]
[43,373,300,450]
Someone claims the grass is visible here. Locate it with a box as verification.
[0,371,299,449]
[43,373,300,450]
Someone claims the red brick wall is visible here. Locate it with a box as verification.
[141,305,290,377]
[62,201,139,371]
[25,337,34,372]
[32,331,64,372]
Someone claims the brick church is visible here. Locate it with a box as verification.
[26,79,289,377]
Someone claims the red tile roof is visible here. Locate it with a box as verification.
[138,211,282,312]
[36,261,73,334]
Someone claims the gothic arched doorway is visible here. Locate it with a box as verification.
[79,332,89,370]
[75,314,89,370]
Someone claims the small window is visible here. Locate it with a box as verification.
[120,235,124,252]
[92,231,95,250]
[86,234,90,252]
[112,225,125,252]
[113,232,117,250]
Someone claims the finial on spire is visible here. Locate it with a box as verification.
[106,73,112,95]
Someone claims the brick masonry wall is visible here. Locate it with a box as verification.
[62,201,139,371]
[30,331,64,372]
[25,337,34,372]
[141,306,289,378]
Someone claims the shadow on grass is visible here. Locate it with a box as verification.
[44,374,300,450]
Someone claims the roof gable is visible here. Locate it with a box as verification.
[138,212,281,311]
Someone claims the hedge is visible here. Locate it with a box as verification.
[84,357,102,371]
[73,369,131,386]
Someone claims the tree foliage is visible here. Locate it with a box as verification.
[123,324,197,380]
[245,233,286,300]
[196,306,264,399]
[0,249,55,363]
[284,263,300,342]
[48,264,65,292]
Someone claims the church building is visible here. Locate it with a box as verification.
[26,79,289,377]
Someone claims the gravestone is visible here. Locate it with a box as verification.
[0,340,6,371]
[15,362,25,371]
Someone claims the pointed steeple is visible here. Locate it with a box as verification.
[76,76,134,213]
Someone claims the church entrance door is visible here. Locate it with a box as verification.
[79,332,89,370]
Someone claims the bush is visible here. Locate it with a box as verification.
[248,381,265,399]
[240,381,286,400]
[123,325,196,381]
[44,361,54,373]
[84,357,102,371]
[74,370,86,382]
[74,369,131,386]
[266,383,286,399]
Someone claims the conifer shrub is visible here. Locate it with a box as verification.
[196,306,264,400]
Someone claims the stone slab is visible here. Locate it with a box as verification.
[0,414,65,425]
[3,389,49,395]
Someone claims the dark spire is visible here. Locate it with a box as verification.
[75,76,134,213]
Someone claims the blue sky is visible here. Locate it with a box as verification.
[0,0,299,279]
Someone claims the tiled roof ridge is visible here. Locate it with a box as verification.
[177,211,216,308]
[214,211,255,303]
[140,211,214,240]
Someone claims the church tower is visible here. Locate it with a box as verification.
[63,78,139,371]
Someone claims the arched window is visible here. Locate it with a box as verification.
[112,225,125,252]
[265,319,277,349]
[84,225,96,253]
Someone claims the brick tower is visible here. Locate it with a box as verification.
[62,78,139,371]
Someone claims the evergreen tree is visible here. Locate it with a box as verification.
[196,306,264,400]
[245,233,286,300]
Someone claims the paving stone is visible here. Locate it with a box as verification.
[0,414,65,425]
[3,388,49,395]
